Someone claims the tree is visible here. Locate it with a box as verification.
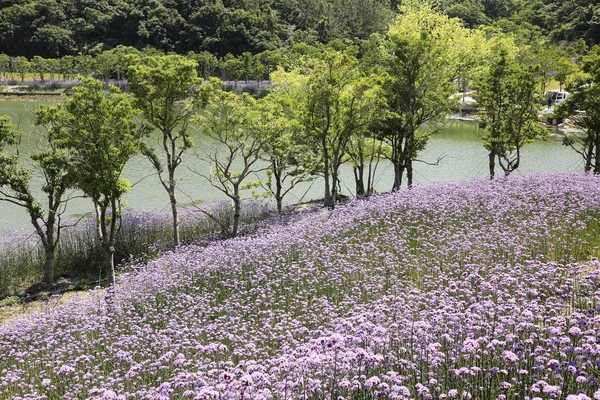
[443,0,489,28]
[13,56,30,85]
[256,50,284,81]
[0,117,71,284]
[126,54,217,246]
[193,89,265,238]
[240,51,258,82]
[474,40,547,178]
[255,91,314,212]
[36,77,143,288]
[346,133,388,197]
[46,58,58,80]
[274,49,384,208]
[0,116,75,284]
[187,50,219,80]
[328,0,393,41]
[0,54,10,79]
[220,53,243,82]
[31,55,48,82]
[94,52,117,83]
[74,55,95,76]
[455,29,488,103]
[554,45,600,174]
[554,55,577,92]
[529,42,559,94]
[379,1,471,189]
[58,55,75,80]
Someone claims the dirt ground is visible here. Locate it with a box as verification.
[0,279,97,326]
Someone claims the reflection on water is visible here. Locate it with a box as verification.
[0,100,584,229]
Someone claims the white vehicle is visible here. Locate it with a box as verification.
[555,91,569,104]
[545,90,569,106]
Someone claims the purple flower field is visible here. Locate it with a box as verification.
[2,173,600,400]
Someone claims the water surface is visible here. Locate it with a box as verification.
[0,100,582,231]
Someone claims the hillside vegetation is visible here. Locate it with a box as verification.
[2,173,600,398]
[0,0,598,58]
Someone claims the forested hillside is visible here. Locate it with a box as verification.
[0,0,598,58]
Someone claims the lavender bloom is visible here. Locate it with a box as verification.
[2,173,600,398]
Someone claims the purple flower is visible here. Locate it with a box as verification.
[503,350,518,363]
[569,326,583,336]
[462,338,479,354]
[57,365,75,376]
[365,376,381,388]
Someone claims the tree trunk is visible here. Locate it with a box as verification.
[353,166,365,197]
[275,168,283,213]
[232,187,241,238]
[43,246,55,283]
[330,168,338,210]
[103,242,116,287]
[489,151,496,180]
[406,133,414,188]
[366,140,380,196]
[42,210,57,283]
[170,193,180,246]
[167,160,180,245]
[392,159,404,191]
[595,135,600,174]
[323,136,333,208]
[391,135,405,191]
[353,144,366,197]
[584,142,593,173]
[102,240,116,310]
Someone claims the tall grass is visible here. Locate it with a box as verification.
[0,199,274,299]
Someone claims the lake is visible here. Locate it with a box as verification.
[0,99,583,231]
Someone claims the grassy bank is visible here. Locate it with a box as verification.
[0,199,275,300]
[2,173,600,399]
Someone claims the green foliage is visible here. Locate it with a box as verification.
[0,54,10,78]
[127,54,200,138]
[127,54,217,245]
[187,51,219,80]
[554,56,578,91]
[0,0,397,59]
[474,38,546,178]
[0,116,41,220]
[194,88,265,237]
[37,78,140,207]
[442,0,489,27]
[554,45,600,174]
[0,115,20,148]
[253,90,314,211]
[35,76,143,286]
[379,0,472,188]
[12,56,30,84]
[30,55,48,81]
[273,48,385,207]
[0,0,596,60]
[1,112,78,284]
[0,296,19,307]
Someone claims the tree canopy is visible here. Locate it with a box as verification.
[554,45,600,174]
[36,77,143,287]
[0,0,596,59]
[474,38,547,178]
[378,0,473,189]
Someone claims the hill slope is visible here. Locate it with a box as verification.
[1,0,597,58]
[2,172,600,398]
